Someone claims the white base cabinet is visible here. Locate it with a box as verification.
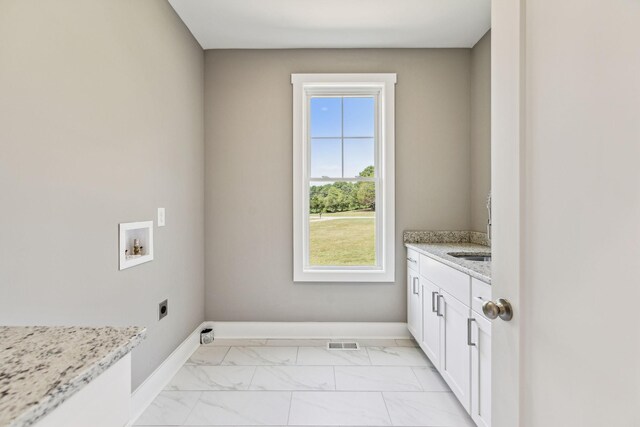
[33,354,131,427]
[406,247,492,427]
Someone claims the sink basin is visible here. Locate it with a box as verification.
[448,252,491,262]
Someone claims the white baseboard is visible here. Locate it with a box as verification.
[204,321,410,339]
[129,322,203,424]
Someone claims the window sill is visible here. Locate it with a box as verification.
[294,268,395,283]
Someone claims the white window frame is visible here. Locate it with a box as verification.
[292,73,396,282]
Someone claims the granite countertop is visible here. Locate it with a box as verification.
[0,326,146,427]
[405,242,491,284]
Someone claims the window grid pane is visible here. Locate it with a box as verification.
[309,96,376,180]
[310,138,341,178]
[310,97,341,138]
[344,97,375,137]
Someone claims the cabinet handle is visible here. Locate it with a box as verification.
[412,277,419,295]
[407,257,417,263]
[467,318,477,347]
[431,291,438,312]
[436,294,444,317]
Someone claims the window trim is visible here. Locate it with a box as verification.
[292,73,396,282]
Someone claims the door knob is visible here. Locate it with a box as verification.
[482,298,513,321]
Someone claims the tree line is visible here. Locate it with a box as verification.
[310,166,375,215]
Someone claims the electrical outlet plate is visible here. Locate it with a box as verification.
[159,299,168,320]
[157,208,165,227]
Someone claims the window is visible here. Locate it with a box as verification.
[292,74,396,282]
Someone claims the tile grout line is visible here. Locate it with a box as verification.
[172,389,455,394]
[185,364,431,367]
[200,362,422,367]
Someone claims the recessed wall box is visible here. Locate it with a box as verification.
[119,221,154,270]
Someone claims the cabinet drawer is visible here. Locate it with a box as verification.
[471,278,492,318]
[419,254,470,305]
[406,248,419,271]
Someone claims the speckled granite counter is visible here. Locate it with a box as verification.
[406,242,491,284]
[403,230,490,246]
[0,326,146,427]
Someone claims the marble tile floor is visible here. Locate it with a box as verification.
[134,339,474,427]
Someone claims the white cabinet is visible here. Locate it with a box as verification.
[438,289,471,412]
[407,246,492,427]
[471,313,492,427]
[407,268,422,341]
[420,277,441,367]
[34,354,131,427]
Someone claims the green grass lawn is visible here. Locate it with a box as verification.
[309,216,376,266]
[309,210,375,219]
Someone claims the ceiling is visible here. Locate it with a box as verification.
[168,0,491,49]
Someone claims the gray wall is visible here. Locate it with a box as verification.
[0,0,205,389]
[470,31,492,233]
[204,49,473,322]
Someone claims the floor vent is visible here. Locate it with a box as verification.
[327,342,360,350]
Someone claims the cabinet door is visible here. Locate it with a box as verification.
[420,277,440,368]
[407,269,422,341]
[439,289,472,412]
[471,313,492,427]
